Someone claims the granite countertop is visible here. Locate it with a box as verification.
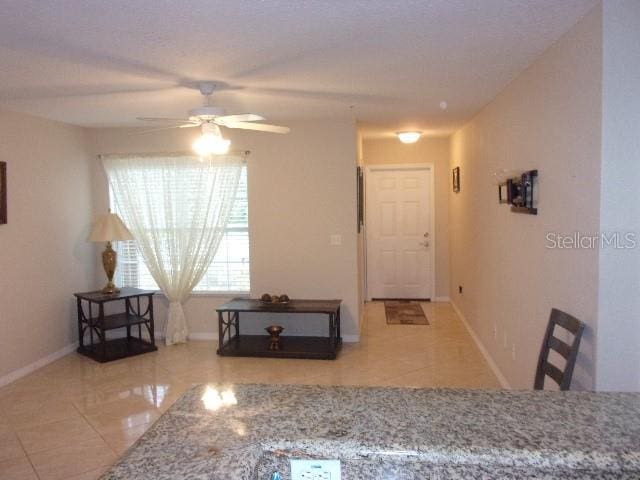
[101,384,640,479]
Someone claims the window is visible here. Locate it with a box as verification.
[112,166,250,293]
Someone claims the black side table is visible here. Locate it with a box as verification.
[74,287,157,362]
[216,298,342,359]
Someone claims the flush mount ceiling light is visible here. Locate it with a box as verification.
[192,123,231,156]
[397,131,422,144]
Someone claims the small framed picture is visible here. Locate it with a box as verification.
[452,166,460,193]
[0,162,6,224]
[356,166,364,232]
[498,183,509,204]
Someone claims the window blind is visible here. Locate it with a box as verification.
[112,166,250,292]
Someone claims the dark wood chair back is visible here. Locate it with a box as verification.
[534,308,585,391]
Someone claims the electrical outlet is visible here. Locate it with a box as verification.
[291,459,341,480]
[330,234,342,246]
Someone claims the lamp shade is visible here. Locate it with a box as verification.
[89,213,134,242]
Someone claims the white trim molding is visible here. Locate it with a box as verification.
[155,332,217,342]
[433,296,451,302]
[188,332,218,341]
[450,301,511,389]
[164,332,362,343]
[0,342,78,388]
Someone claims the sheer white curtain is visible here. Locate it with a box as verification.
[103,153,244,345]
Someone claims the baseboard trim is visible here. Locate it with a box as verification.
[342,334,360,343]
[372,298,432,302]
[0,342,78,388]
[168,332,362,343]
[188,332,217,341]
[433,296,451,302]
[450,301,511,389]
[153,332,217,343]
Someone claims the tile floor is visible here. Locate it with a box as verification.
[0,301,499,480]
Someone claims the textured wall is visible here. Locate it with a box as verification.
[596,0,640,391]
[0,109,95,380]
[449,7,602,390]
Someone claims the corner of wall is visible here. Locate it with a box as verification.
[450,301,511,389]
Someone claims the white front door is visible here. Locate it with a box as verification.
[366,165,433,299]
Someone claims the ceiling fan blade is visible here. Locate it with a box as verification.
[215,113,265,124]
[130,125,185,135]
[178,123,200,128]
[224,121,290,134]
[136,117,194,123]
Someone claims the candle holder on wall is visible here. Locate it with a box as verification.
[498,169,538,215]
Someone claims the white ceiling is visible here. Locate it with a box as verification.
[0,0,596,136]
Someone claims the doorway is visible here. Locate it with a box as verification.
[365,164,435,300]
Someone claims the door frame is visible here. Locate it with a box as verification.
[364,163,436,301]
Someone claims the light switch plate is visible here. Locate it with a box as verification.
[291,459,341,480]
[330,234,342,245]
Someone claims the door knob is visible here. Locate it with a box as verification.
[424,232,430,238]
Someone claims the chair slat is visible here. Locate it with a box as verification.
[543,362,564,385]
[548,336,571,359]
[550,308,583,334]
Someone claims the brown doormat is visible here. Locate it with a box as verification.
[384,300,429,325]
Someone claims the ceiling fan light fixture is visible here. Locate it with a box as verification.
[397,131,422,144]
[137,82,289,144]
[193,123,231,156]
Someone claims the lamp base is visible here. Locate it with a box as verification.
[101,242,120,295]
[101,282,120,295]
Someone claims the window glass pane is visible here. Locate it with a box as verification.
[112,166,249,292]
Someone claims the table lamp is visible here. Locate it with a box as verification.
[89,212,134,294]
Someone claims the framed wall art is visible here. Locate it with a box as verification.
[497,169,538,215]
[356,166,364,232]
[452,166,460,193]
[0,162,6,224]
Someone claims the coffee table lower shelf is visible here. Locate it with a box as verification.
[77,337,158,363]
[217,335,341,360]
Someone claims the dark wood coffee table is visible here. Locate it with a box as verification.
[216,298,342,359]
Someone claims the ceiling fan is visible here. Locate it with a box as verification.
[137,82,290,155]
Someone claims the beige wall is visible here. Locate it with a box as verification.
[0,110,95,381]
[596,0,640,391]
[362,137,451,299]
[86,119,361,340]
[449,7,602,390]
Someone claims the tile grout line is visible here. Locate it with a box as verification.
[12,398,111,479]
[71,399,120,476]
[76,400,122,458]
[13,429,42,480]
[73,387,165,462]
[0,399,40,479]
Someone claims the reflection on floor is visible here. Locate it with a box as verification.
[0,301,499,480]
